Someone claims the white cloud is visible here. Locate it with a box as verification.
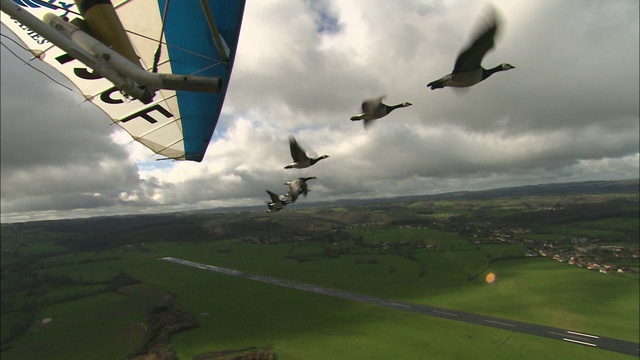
[1,0,638,222]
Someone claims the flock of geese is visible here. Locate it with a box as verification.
[266,136,326,213]
[264,6,515,212]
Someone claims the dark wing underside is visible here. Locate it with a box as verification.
[361,95,385,115]
[289,136,309,162]
[453,9,499,73]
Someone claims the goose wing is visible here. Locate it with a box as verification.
[361,95,386,115]
[266,190,281,204]
[453,11,499,73]
[287,179,302,203]
[300,182,311,197]
[299,177,314,196]
[289,135,310,162]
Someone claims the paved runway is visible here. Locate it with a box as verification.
[161,257,639,356]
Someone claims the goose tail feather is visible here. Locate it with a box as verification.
[427,79,446,90]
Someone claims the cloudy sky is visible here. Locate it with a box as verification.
[1,0,638,223]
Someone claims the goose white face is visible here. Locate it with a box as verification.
[502,63,515,70]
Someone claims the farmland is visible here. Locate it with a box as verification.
[1,180,638,359]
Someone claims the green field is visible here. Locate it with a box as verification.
[3,292,148,360]
[140,236,638,341]
[1,180,638,359]
[4,236,637,359]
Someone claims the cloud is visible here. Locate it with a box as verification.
[1,0,638,222]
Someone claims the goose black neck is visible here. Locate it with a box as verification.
[310,157,322,165]
[386,103,404,112]
[482,65,504,80]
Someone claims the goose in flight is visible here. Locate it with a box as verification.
[285,176,316,203]
[266,189,289,213]
[427,7,514,90]
[350,96,412,128]
[284,136,329,169]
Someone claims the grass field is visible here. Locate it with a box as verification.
[2,233,638,359]
[140,235,639,341]
[1,182,638,359]
[124,253,637,360]
[3,292,148,360]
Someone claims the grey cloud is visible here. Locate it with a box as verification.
[1,1,638,222]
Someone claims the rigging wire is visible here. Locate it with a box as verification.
[152,0,171,73]
[125,29,214,61]
[0,34,75,92]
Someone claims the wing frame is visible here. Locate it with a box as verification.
[0,0,247,162]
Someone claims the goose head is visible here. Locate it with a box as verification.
[501,63,515,71]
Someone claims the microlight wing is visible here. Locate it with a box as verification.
[1,0,246,162]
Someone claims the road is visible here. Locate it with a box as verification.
[160,257,639,357]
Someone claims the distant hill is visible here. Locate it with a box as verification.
[421,179,639,200]
[4,179,637,252]
[289,179,640,208]
[5,179,638,224]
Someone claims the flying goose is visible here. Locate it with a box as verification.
[284,136,329,169]
[285,176,316,203]
[350,95,412,128]
[427,7,514,90]
[265,189,289,213]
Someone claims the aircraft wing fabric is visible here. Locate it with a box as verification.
[1,0,246,161]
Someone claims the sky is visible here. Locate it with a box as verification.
[1,0,638,223]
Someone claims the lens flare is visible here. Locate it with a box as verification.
[485,272,496,284]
